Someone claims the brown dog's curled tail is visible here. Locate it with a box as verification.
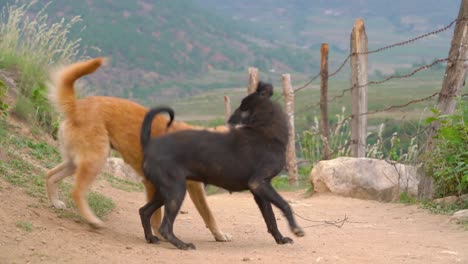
[140,107,175,149]
[48,57,106,118]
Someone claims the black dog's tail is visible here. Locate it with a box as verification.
[140,107,175,149]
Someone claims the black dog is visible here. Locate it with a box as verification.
[139,82,304,250]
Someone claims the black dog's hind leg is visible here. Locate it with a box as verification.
[249,180,305,241]
[159,181,196,250]
[252,193,293,244]
[139,192,164,244]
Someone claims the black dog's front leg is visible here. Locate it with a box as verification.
[252,193,293,244]
[250,180,305,239]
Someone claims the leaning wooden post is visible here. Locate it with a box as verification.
[350,18,368,157]
[320,43,330,160]
[282,74,299,186]
[427,0,468,151]
[223,96,231,124]
[248,67,259,94]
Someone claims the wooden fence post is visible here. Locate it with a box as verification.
[282,74,299,186]
[427,0,468,150]
[422,0,468,199]
[248,67,259,94]
[350,18,368,158]
[223,95,231,124]
[320,43,330,160]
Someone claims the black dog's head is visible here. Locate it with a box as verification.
[228,81,274,127]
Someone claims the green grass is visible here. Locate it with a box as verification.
[399,192,418,204]
[56,182,115,220]
[0,125,115,221]
[0,80,9,117]
[7,132,61,169]
[15,221,33,232]
[103,172,143,193]
[0,1,84,133]
[420,199,468,215]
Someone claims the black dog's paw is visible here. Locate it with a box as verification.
[293,227,305,237]
[146,235,160,244]
[177,242,196,250]
[277,236,294,244]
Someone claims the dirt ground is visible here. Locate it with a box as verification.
[0,178,467,264]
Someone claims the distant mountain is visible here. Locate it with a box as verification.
[0,0,461,102]
[194,0,460,48]
[1,0,321,101]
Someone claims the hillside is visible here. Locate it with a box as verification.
[0,0,461,103]
[0,0,321,102]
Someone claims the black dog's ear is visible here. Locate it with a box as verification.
[256,81,273,98]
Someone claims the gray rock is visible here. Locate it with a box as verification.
[310,157,420,202]
[103,157,141,183]
[451,210,468,222]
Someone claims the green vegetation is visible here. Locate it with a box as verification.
[399,192,418,204]
[0,80,8,117]
[0,1,84,134]
[103,173,144,193]
[16,221,33,232]
[420,199,468,215]
[425,100,468,198]
[0,124,115,221]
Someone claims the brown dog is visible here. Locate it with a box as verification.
[46,57,231,242]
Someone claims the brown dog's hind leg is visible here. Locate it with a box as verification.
[186,180,232,242]
[46,161,75,209]
[72,158,107,229]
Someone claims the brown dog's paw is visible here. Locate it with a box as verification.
[88,219,104,229]
[292,227,305,237]
[51,200,67,209]
[214,232,232,242]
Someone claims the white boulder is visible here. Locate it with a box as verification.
[310,157,420,202]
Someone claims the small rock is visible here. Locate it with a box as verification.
[41,240,46,245]
[29,247,35,251]
[15,237,21,242]
[126,246,132,250]
[452,209,468,222]
[58,227,65,231]
[180,210,188,214]
[460,194,468,202]
[433,196,458,204]
[242,257,252,261]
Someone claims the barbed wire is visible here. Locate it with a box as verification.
[322,58,449,107]
[327,17,460,79]
[288,17,462,99]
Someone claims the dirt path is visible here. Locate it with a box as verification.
[0,178,467,264]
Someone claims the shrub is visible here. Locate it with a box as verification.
[0,1,85,134]
[0,80,8,117]
[297,106,421,165]
[425,100,468,197]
